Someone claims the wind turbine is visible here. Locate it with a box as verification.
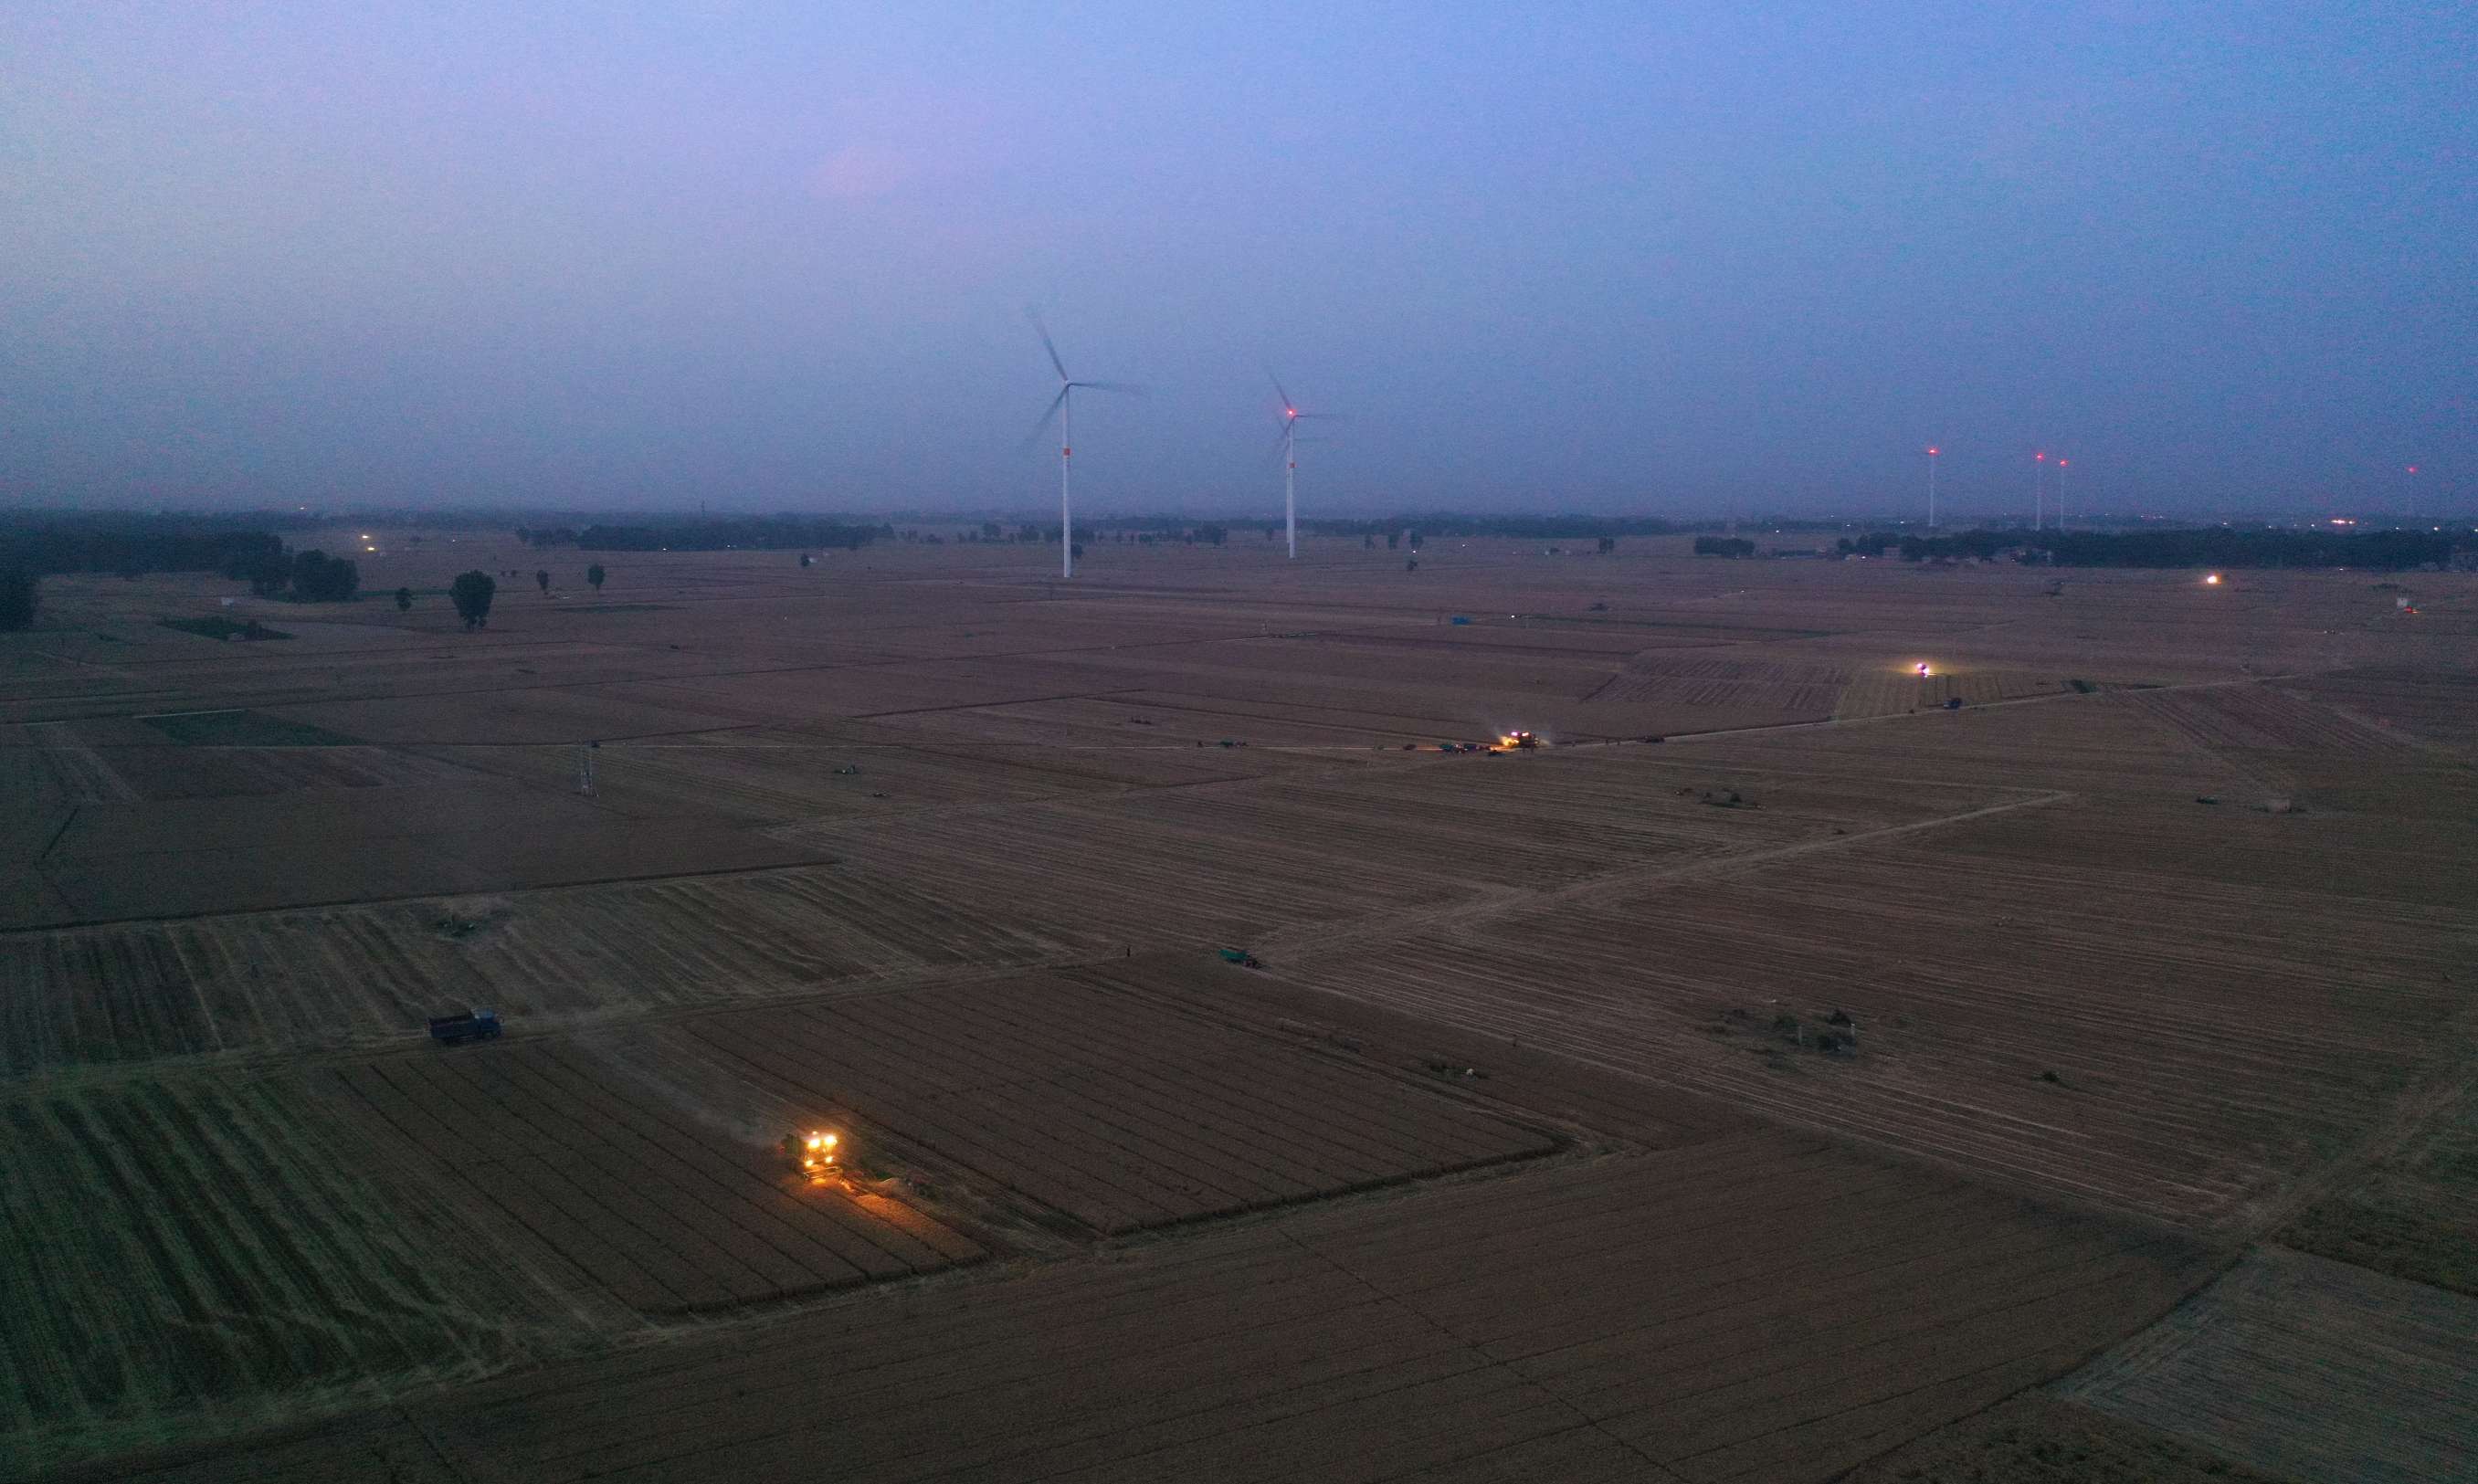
[1025,310,1140,579]
[1270,372,1341,559]
[1924,444,1941,529]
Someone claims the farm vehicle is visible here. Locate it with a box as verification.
[782,1130,841,1179]
[427,1008,503,1045]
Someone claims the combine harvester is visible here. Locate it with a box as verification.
[782,1130,841,1182]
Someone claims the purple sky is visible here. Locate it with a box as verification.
[3,4,2471,517]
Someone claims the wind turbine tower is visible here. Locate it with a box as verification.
[1027,311,1140,579]
[1270,373,1340,559]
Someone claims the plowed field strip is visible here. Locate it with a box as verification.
[700,1005,1194,1228]
[362,1055,738,1308]
[685,1016,1175,1233]
[919,982,1530,1173]
[437,1056,873,1291]
[665,978,1554,1236]
[523,1045,975,1269]
[498,1258,1392,1471]
[378,1054,761,1308]
[362,1142,2208,1484]
[828,991,1368,1193]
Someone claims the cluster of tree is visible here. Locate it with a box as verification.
[0,515,284,581]
[514,526,580,547]
[1693,536,1757,557]
[1835,532,1903,556]
[575,519,880,552]
[279,550,360,601]
[1894,531,2013,562]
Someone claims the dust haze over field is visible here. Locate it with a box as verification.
[7,5,2478,1483]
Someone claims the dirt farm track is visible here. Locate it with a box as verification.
[5,530,2475,1482]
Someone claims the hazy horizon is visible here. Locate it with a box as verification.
[5,5,2471,517]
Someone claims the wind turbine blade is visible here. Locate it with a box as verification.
[1078,380,1148,396]
[1292,411,1348,422]
[1018,385,1070,454]
[1026,308,1070,382]
[1267,369,1294,413]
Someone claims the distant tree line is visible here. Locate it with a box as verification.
[1694,536,1757,557]
[575,519,880,552]
[1888,527,2454,569]
[1301,514,1678,540]
[2027,527,2452,570]
[0,517,285,581]
[0,569,35,631]
[1892,531,2015,562]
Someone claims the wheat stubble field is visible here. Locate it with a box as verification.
[4,529,2474,1482]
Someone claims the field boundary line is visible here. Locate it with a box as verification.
[1257,786,2073,959]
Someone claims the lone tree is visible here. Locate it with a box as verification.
[450,571,497,630]
[0,569,37,631]
[534,568,551,595]
[395,586,413,612]
[586,563,606,593]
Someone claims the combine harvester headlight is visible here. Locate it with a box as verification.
[785,1129,841,1180]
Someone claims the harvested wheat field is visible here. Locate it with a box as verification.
[5,532,2474,1481]
[2054,1247,2478,1483]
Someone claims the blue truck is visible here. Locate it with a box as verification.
[427,1008,503,1046]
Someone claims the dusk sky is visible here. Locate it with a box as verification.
[3,4,2470,518]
